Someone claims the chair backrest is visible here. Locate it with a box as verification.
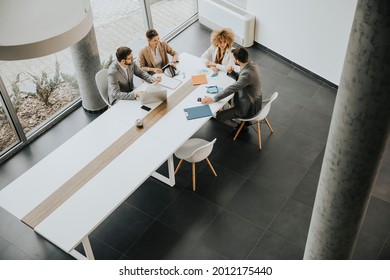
[188,138,217,163]
[254,91,278,121]
[95,68,110,107]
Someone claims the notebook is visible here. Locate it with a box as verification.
[140,84,167,105]
[158,75,182,90]
[184,105,212,120]
[191,74,208,85]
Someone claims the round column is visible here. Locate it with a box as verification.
[304,0,390,259]
[70,25,106,112]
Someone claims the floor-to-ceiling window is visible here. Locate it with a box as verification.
[0,0,198,163]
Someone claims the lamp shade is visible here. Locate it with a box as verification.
[0,0,93,60]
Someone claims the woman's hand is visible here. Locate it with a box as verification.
[210,66,219,73]
[153,68,163,74]
[206,61,217,68]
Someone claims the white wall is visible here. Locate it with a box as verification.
[246,0,357,85]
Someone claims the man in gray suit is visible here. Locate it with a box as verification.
[202,47,262,134]
[107,46,161,105]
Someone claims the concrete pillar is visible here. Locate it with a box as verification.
[70,25,106,112]
[304,0,390,259]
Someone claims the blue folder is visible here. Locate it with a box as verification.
[184,105,212,120]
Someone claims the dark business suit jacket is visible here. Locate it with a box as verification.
[107,61,154,105]
[214,61,262,118]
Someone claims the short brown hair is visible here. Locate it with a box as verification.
[146,29,159,40]
[232,47,249,63]
[116,46,132,61]
[210,28,235,49]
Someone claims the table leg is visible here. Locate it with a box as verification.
[69,236,95,260]
[151,155,176,187]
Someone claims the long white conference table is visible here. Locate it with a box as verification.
[0,52,234,259]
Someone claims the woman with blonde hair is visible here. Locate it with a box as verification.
[139,29,178,74]
[201,27,236,73]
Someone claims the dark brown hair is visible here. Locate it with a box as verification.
[232,47,249,63]
[146,29,159,40]
[116,46,132,61]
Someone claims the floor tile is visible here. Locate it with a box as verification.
[269,198,313,248]
[360,197,390,241]
[247,46,267,64]
[249,152,309,195]
[12,229,62,259]
[0,208,31,243]
[247,231,304,260]
[274,76,320,107]
[310,147,325,173]
[187,162,246,207]
[199,210,264,259]
[352,230,384,260]
[288,107,331,141]
[75,235,123,260]
[91,203,154,254]
[125,221,194,260]
[258,66,285,96]
[157,190,222,240]
[125,177,182,218]
[226,179,287,228]
[306,84,337,116]
[287,68,324,88]
[0,243,31,260]
[372,164,390,203]
[291,170,320,207]
[213,139,267,178]
[265,95,304,130]
[259,54,294,76]
[272,128,325,169]
[184,242,228,260]
[378,238,390,260]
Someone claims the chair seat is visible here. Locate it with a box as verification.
[174,138,210,160]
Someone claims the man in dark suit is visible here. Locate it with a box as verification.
[107,46,161,105]
[202,47,262,134]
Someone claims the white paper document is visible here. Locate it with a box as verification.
[157,75,182,90]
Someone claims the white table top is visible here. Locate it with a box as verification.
[0,52,235,253]
[0,113,132,219]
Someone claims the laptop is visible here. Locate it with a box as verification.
[140,84,167,105]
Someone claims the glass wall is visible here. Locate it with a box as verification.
[0,0,198,163]
[0,95,20,155]
[0,48,80,159]
[91,0,198,64]
[150,0,198,38]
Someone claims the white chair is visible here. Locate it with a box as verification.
[95,68,111,108]
[174,138,217,191]
[233,92,278,150]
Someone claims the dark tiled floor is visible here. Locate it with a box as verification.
[0,22,389,260]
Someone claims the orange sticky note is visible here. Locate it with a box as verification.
[191,74,208,85]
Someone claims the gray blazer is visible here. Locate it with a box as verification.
[107,61,154,105]
[214,61,262,118]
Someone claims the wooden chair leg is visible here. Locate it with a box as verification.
[205,157,217,177]
[264,117,273,133]
[174,159,184,174]
[257,121,262,150]
[192,162,196,192]
[233,121,246,140]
